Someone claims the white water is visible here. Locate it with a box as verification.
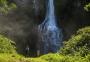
[38,0,63,54]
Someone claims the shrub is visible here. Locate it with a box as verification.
[84,3,90,11]
[60,26,90,56]
[0,35,16,53]
[0,0,16,14]
[40,53,90,62]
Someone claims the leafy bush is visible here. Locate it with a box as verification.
[84,3,90,11]
[0,0,16,14]
[40,53,90,62]
[0,35,16,53]
[59,55,90,62]
[60,26,90,56]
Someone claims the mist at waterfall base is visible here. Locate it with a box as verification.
[38,0,63,54]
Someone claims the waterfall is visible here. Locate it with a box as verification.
[33,0,39,16]
[38,0,63,55]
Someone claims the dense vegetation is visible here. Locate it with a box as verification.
[0,26,89,62]
[84,3,90,11]
[60,26,90,56]
[0,35,16,53]
[0,0,16,14]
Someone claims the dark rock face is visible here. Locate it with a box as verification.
[55,0,90,40]
[0,0,90,56]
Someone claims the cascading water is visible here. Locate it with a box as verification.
[37,0,63,55]
[33,0,39,16]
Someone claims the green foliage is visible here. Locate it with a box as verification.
[40,53,64,62]
[0,53,25,62]
[25,58,48,62]
[0,35,16,53]
[40,53,90,62]
[0,53,47,62]
[0,0,16,14]
[60,26,90,56]
[84,3,90,11]
[0,53,90,62]
[58,55,90,62]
